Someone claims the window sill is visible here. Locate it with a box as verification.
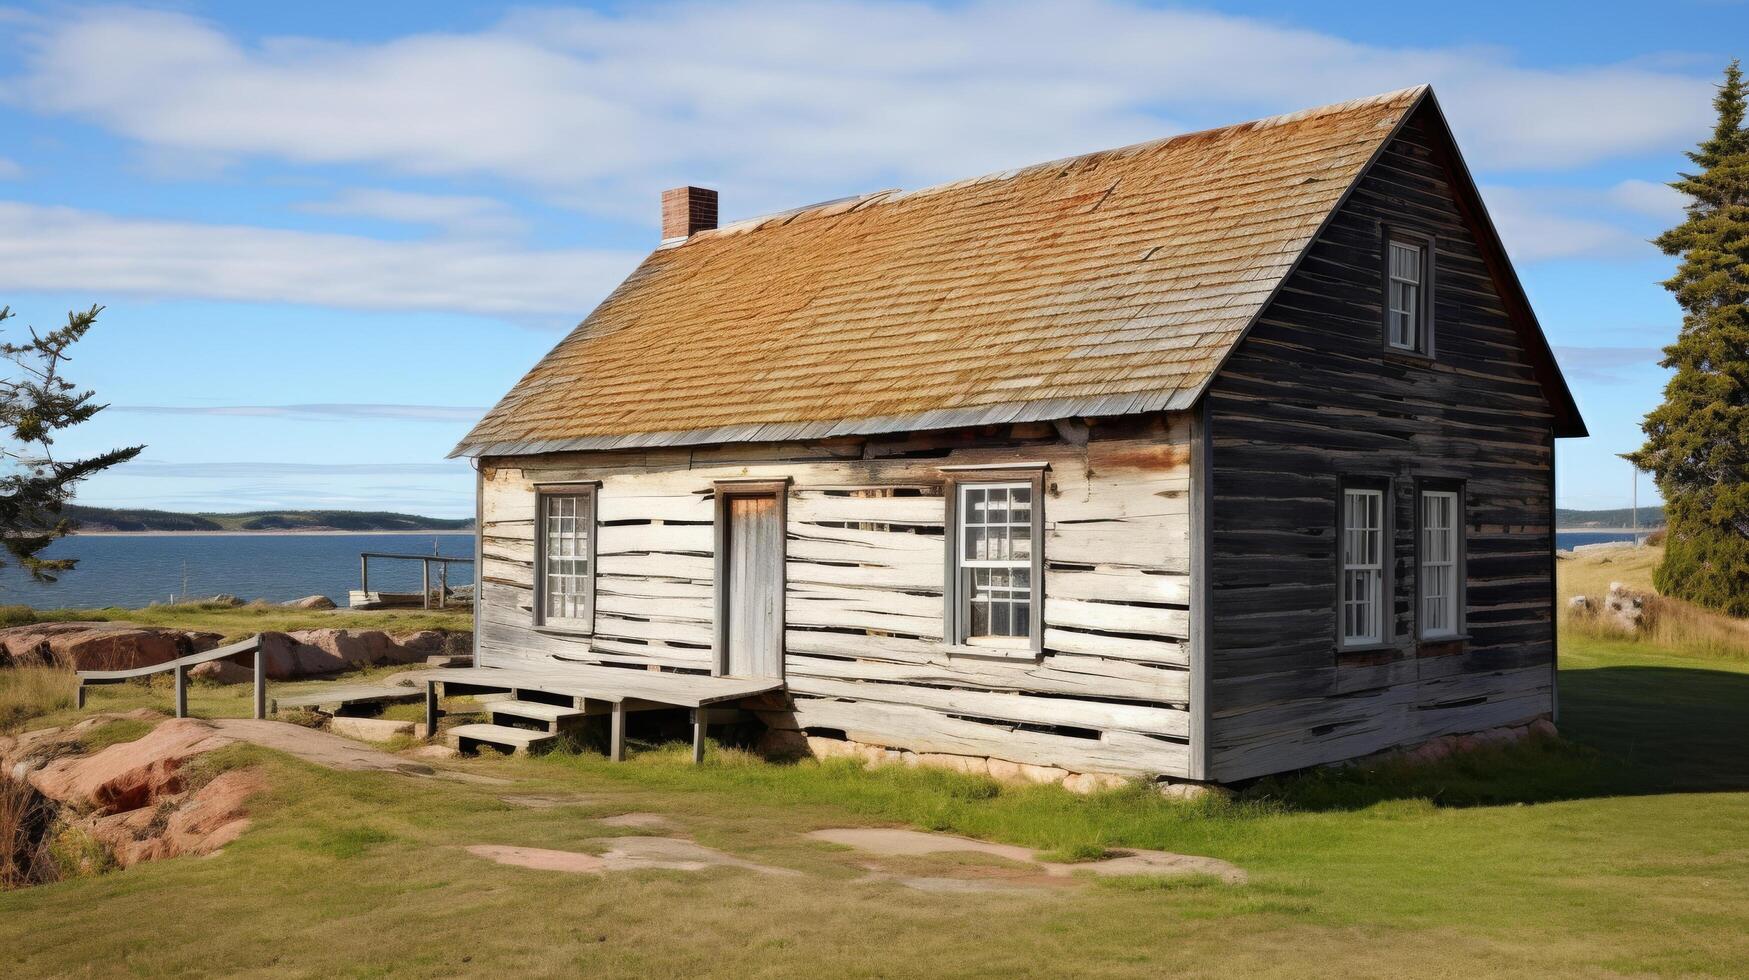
[534,624,594,639]
[1334,642,1397,656]
[1381,348,1435,366]
[942,643,1043,663]
[1417,632,1470,644]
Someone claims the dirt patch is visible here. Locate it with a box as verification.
[469,836,799,877]
[499,794,611,809]
[808,827,1245,885]
[209,720,508,785]
[599,812,671,829]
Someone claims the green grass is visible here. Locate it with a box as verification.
[74,718,153,752]
[0,602,471,643]
[1,631,1746,976]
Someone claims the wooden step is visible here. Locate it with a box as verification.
[490,699,585,730]
[446,723,558,756]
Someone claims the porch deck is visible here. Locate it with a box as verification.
[415,664,783,762]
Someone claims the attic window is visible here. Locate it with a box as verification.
[1384,229,1435,356]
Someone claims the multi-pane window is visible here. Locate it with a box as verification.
[956,482,1035,643]
[540,491,594,627]
[1341,487,1385,646]
[1420,490,1462,638]
[1388,240,1425,352]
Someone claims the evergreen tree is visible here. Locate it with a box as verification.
[1629,61,1749,613]
[0,304,143,580]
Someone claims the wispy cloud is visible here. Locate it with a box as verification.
[0,157,22,179]
[297,188,527,237]
[113,403,486,421]
[3,3,1717,222]
[118,461,467,478]
[1554,345,1668,384]
[0,201,638,316]
[1606,178,1688,224]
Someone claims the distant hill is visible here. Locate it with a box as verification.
[67,505,474,533]
[1555,506,1665,529]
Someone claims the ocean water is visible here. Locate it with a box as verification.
[1556,531,1644,550]
[0,533,475,609]
[0,528,1632,610]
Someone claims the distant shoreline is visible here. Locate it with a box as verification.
[1557,527,1659,535]
[71,529,475,537]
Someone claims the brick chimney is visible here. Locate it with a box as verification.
[661,186,718,240]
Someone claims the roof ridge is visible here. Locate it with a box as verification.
[670,85,1428,248]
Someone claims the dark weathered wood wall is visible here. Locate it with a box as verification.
[1205,105,1557,781]
[476,417,1195,778]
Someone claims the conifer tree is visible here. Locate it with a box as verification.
[1629,61,1749,613]
[0,304,143,580]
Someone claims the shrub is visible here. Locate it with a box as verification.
[1654,522,1749,617]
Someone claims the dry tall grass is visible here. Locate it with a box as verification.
[0,778,58,889]
[1564,594,1749,661]
[1559,544,1749,660]
[0,666,77,733]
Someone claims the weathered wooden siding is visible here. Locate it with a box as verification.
[477,417,1195,777]
[1205,105,1556,782]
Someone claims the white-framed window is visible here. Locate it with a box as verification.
[1419,489,1462,639]
[1387,239,1425,352]
[945,471,1044,654]
[1340,486,1386,646]
[538,488,595,629]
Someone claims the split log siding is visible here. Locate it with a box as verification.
[1205,108,1556,782]
[476,418,1195,777]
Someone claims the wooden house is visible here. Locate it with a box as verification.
[449,85,1585,786]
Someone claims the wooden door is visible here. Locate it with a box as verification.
[723,492,784,679]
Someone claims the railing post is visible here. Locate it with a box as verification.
[425,680,440,739]
[422,559,431,610]
[360,554,369,596]
[174,661,188,719]
[439,561,449,609]
[252,643,267,720]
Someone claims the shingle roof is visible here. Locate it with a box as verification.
[455,86,1428,457]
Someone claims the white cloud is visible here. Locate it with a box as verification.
[298,188,526,237]
[1481,186,1650,262]
[1553,345,1668,384]
[1607,178,1688,223]
[0,157,22,179]
[2,3,1719,221]
[118,460,466,478]
[0,200,638,317]
[113,403,486,421]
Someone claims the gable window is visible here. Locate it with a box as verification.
[1384,230,1434,355]
[1340,485,1387,647]
[1418,487,1464,639]
[944,467,1045,656]
[537,487,596,630]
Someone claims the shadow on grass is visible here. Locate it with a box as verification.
[1250,665,1749,812]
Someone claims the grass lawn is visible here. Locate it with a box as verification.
[2,632,1747,976]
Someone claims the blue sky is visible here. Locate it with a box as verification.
[0,1,1740,517]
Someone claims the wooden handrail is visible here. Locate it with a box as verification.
[76,634,266,720]
[359,552,475,610]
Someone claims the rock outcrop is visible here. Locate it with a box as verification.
[282,595,337,610]
[1,713,263,870]
[246,628,457,680]
[0,623,222,671]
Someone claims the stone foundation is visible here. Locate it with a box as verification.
[763,729,1209,796]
